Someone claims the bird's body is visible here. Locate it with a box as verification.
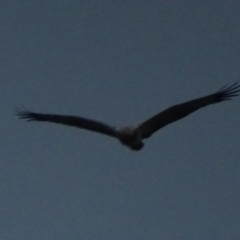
[116,126,144,150]
[16,83,240,151]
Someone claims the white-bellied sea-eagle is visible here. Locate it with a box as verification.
[16,83,240,151]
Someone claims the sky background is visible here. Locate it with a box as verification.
[1,1,240,239]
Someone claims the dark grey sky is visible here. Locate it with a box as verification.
[1,1,240,239]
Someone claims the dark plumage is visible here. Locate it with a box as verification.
[16,83,240,150]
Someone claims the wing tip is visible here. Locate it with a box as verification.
[14,109,37,121]
[216,82,240,101]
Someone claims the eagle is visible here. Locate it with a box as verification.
[16,83,239,151]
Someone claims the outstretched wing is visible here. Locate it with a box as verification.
[15,111,117,138]
[138,83,240,138]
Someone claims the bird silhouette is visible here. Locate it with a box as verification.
[16,83,240,150]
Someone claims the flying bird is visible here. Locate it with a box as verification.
[16,83,240,151]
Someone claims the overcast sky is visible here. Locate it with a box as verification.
[1,1,240,239]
